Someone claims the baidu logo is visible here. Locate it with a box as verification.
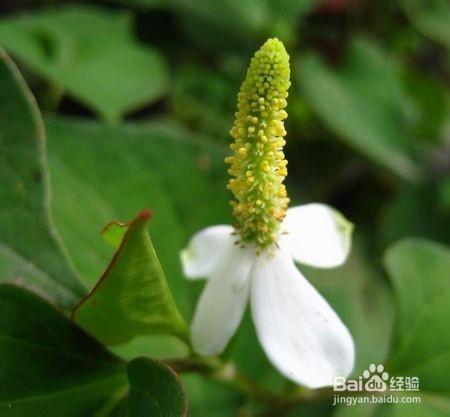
[332,363,421,407]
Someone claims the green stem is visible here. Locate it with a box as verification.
[164,356,332,408]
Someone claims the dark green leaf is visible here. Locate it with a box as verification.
[438,177,450,211]
[146,0,317,49]
[0,6,168,122]
[73,211,188,345]
[126,357,187,417]
[0,49,85,308]
[0,284,188,417]
[0,284,127,416]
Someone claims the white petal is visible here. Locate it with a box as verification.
[251,249,354,388]
[180,225,235,279]
[191,245,253,355]
[283,204,353,268]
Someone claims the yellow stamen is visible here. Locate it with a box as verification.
[225,38,290,248]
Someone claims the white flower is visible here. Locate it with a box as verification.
[181,38,355,388]
[181,203,355,389]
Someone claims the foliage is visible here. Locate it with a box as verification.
[0,0,449,416]
[73,210,188,345]
[0,284,186,416]
[0,6,168,123]
[0,48,85,309]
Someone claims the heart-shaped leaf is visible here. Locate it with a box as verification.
[0,48,85,308]
[384,238,450,384]
[377,238,450,416]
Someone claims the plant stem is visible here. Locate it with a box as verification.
[164,356,332,408]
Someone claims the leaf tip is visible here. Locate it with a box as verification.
[137,209,153,221]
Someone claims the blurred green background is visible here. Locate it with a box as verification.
[0,0,449,416]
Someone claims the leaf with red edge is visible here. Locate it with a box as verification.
[73,210,188,345]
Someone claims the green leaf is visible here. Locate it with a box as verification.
[298,38,422,182]
[0,5,168,122]
[73,211,188,345]
[0,284,187,417]
[46,115,230,318]
[378,238,450,416]
[402,0,450,48]
[384,238,450,377]
[171,64,236,141]
[125,357,187,417]
[0,49,85,308]
[0,284,128,416]
[402,71,450,145]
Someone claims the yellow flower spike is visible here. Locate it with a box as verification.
[225,38,291,248]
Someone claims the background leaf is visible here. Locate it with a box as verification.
[73,210,188,345]
[131,0,317,49]
[378,184,450,249]
[402,0,450,48]
[384,238,450,374]
[0,48,85,309]
[0,5,168,122]
[1,0,449,414]
[298,38,422,182]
